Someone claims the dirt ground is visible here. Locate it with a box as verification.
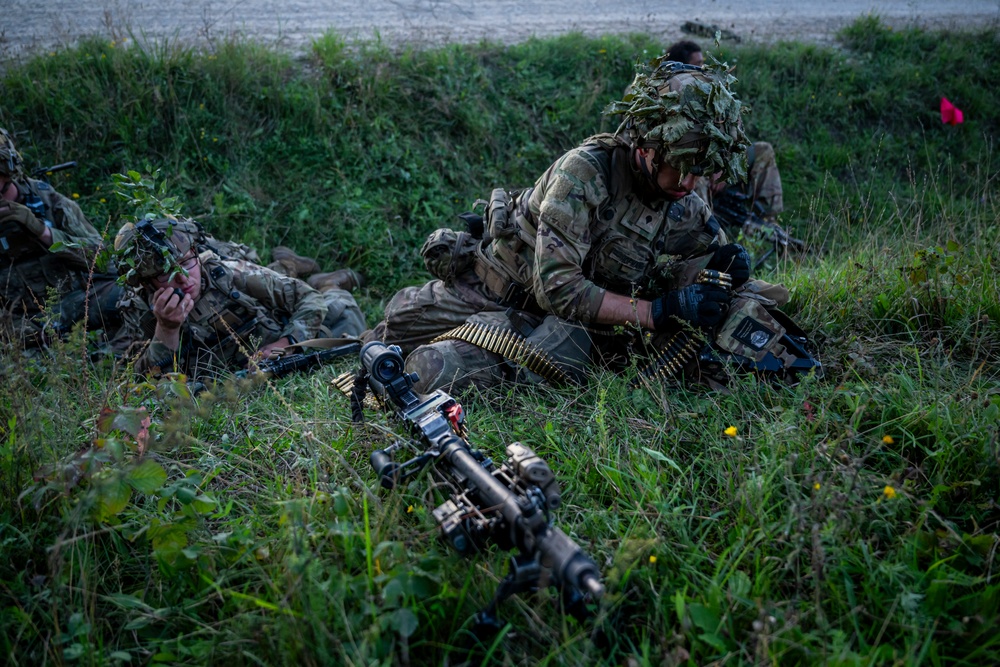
[2,0,999,60]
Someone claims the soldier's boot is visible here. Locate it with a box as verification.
[269,246,321,279]
[307,269,366,293]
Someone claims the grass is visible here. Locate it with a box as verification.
[1,15,1000,666]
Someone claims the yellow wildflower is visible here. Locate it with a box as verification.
[724,426,738,437]
[883,485,897,500]
[406,505,414,513]
[99,198,106,203]
[882,435,894,445]
[813,482,821,491]
[72,193,80,199]
[649,555,657,564]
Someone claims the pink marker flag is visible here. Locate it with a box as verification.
[940,97,964,125]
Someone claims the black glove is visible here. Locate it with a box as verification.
[707,243,751,287]
[651,284,730,330]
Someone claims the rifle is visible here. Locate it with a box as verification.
[31,161,77,181]
[342,341,604,634]
[237,339,362,379]
[712,188,806,269]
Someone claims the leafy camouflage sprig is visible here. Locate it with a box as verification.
[605,55,750,183]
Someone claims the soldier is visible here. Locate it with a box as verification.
[0,128,123,347]
[662,40,784,220]
[366,57,754,394]
[112,217,366,379]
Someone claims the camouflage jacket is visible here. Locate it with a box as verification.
[114,251,330,377]
[485,134,725,323]
[1,180,105,332]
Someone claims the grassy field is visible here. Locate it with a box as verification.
[2,16,999,666]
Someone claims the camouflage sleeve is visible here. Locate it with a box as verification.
[529,149,609,322]
[230,265,328,342]
[37,183,104,268]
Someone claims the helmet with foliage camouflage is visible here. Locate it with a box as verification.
[114,217,203,287]
[606,56,750,183]
[0,128,27,181]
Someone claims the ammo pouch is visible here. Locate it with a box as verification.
[711,283,820,376]
[420,228,479,283]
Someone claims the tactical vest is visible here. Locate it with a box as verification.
[482,135,723,301]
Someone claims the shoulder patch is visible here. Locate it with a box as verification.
[667,201,685,222]
[560,152,599,182]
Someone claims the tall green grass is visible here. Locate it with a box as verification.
[1,17,999,666]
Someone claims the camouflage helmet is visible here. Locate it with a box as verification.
[606,56,750,183]
[113,217,203,287]
[0,128,26,180]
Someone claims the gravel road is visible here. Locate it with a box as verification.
[2,0,998,59]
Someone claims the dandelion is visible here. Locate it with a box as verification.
[813,482,821,491]
[883,485,897,500]
[724,426,738,437]
[649,555,657,564]
[882,435,894,445]
[406,505,414,513]
[72,193,80,199]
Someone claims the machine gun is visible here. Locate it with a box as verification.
[712,188,806,269]
[237,339,362,379]
[341,341,604,634]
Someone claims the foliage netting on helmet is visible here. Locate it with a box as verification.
[605,56,750,183]
[0,128,27,181]
[113,217,202,287]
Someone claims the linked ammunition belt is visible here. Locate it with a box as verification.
[634,329,704,382]
[634,269,731,383]
[431,321,571,385]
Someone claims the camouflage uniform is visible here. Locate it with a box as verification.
[694,140,784,217]
[368,134,728,393]
[0,130,122,346]
[368,59,750,394]
[112,221,365,379]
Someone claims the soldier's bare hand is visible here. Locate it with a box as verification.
[152,286,194,330]
[255,337,292,362]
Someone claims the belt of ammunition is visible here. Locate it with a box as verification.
[696,269,732,289]
[633,329,704,384]
[431,321,571,385]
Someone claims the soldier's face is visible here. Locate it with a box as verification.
[655,161,699,199]
[637,148,699,199]
[150,252,202,300]
[688,51,705,67]
[0,176,17,201]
